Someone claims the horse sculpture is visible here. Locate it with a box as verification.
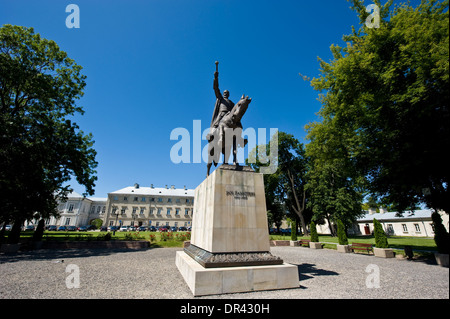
[206,94,252,177]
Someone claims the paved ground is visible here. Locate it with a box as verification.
[0,246,448,299]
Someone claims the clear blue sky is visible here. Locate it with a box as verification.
[1,0,421,198]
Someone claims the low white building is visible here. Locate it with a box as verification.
[45,191,107,227]
[349,209,449,237]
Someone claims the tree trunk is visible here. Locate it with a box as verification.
[33,219,45,242]
[287,169,309,236]
[7,217,24,244]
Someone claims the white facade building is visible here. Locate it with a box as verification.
[46,191,107,227]
[103,184,195,229]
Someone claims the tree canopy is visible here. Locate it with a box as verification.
[306,0,449,214]
[0,25,97,235]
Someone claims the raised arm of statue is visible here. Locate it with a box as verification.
[213,71,222,99]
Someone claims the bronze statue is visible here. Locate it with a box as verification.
[206,61,251,176]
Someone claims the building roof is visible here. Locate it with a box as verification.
[109,185,195,197]
[357,209,433,222]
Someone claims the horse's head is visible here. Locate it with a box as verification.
[231,94,251,122]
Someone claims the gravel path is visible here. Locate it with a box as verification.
[0,246,448,299]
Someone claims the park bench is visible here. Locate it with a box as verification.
[350,242,374,254]
[299,239,311,247]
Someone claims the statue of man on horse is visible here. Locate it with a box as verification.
[206,61,251,176]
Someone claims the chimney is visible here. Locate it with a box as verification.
[150,184,154,188]
[171,185,175,189]
[134,183,140,189]
[379,207,387,214]
[165,185,168,189]
[184,185,187,190]
[368,207,376,215]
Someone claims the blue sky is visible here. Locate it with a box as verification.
[1,0,421,198]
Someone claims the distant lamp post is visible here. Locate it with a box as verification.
[113,208,119,236]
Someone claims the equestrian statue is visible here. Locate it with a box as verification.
[206,61,251,176]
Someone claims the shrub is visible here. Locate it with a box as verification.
[373,218,389,248]
[336,220,348,245]
[432,212,449,254]
[290,219,297,241]
[310,221,319,242]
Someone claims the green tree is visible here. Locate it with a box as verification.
[0,25,97,244]
[90,218,103,229]
[373,218,389,248]
[307,0,449,214]
[336,219,348,245]
[310,221,319,242]
[248,131,312,236]
[432,212,449,254]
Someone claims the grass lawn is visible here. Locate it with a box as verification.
[269,234,438,255]
[11,230,190,248]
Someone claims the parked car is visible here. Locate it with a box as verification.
[86,225,96,230]
[170,226,178,232]
[57,226,67,231]
[78,226,88,231]
[66,226,77,231]
[148,226,157,232]
[178,226,187,231]
[158,226,169,232]
[4,225,12,231]
[108,226,119,231]
[46,225,57,231]
[24,225,35,231]
[138,226,147,231]
[129,226,136,231]
[100,226,108,231]
[119,226,128,232]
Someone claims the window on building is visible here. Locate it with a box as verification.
[90,206,95,213]
[121,208,126,215]
[141,197,146,202]
[124,196,128,201]
[140,208,145,215]
[176,198,180,203]
[97,206,101,213]
[109,221,114,226]
[402,224,408,232]
[166,222,170,226]
[387,224,393,234]
[167,208,171,215]
[65,218,71,225]
[175,208,180,215]
[132,207,137,214]
[158,198,163,202]
[150,208,154,215]
[157,208,162,215]
[168,198,172,203]
[113,196,118,201]
[68,204,74,212]
[186,199,190,203]
[150,198,155,202]
[102,206,106,214]
[112,207,117,214]
[185,209,189,215]
[414,224,421,232]
[134,197,138,202]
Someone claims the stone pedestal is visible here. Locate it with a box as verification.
[176,165,299,296]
